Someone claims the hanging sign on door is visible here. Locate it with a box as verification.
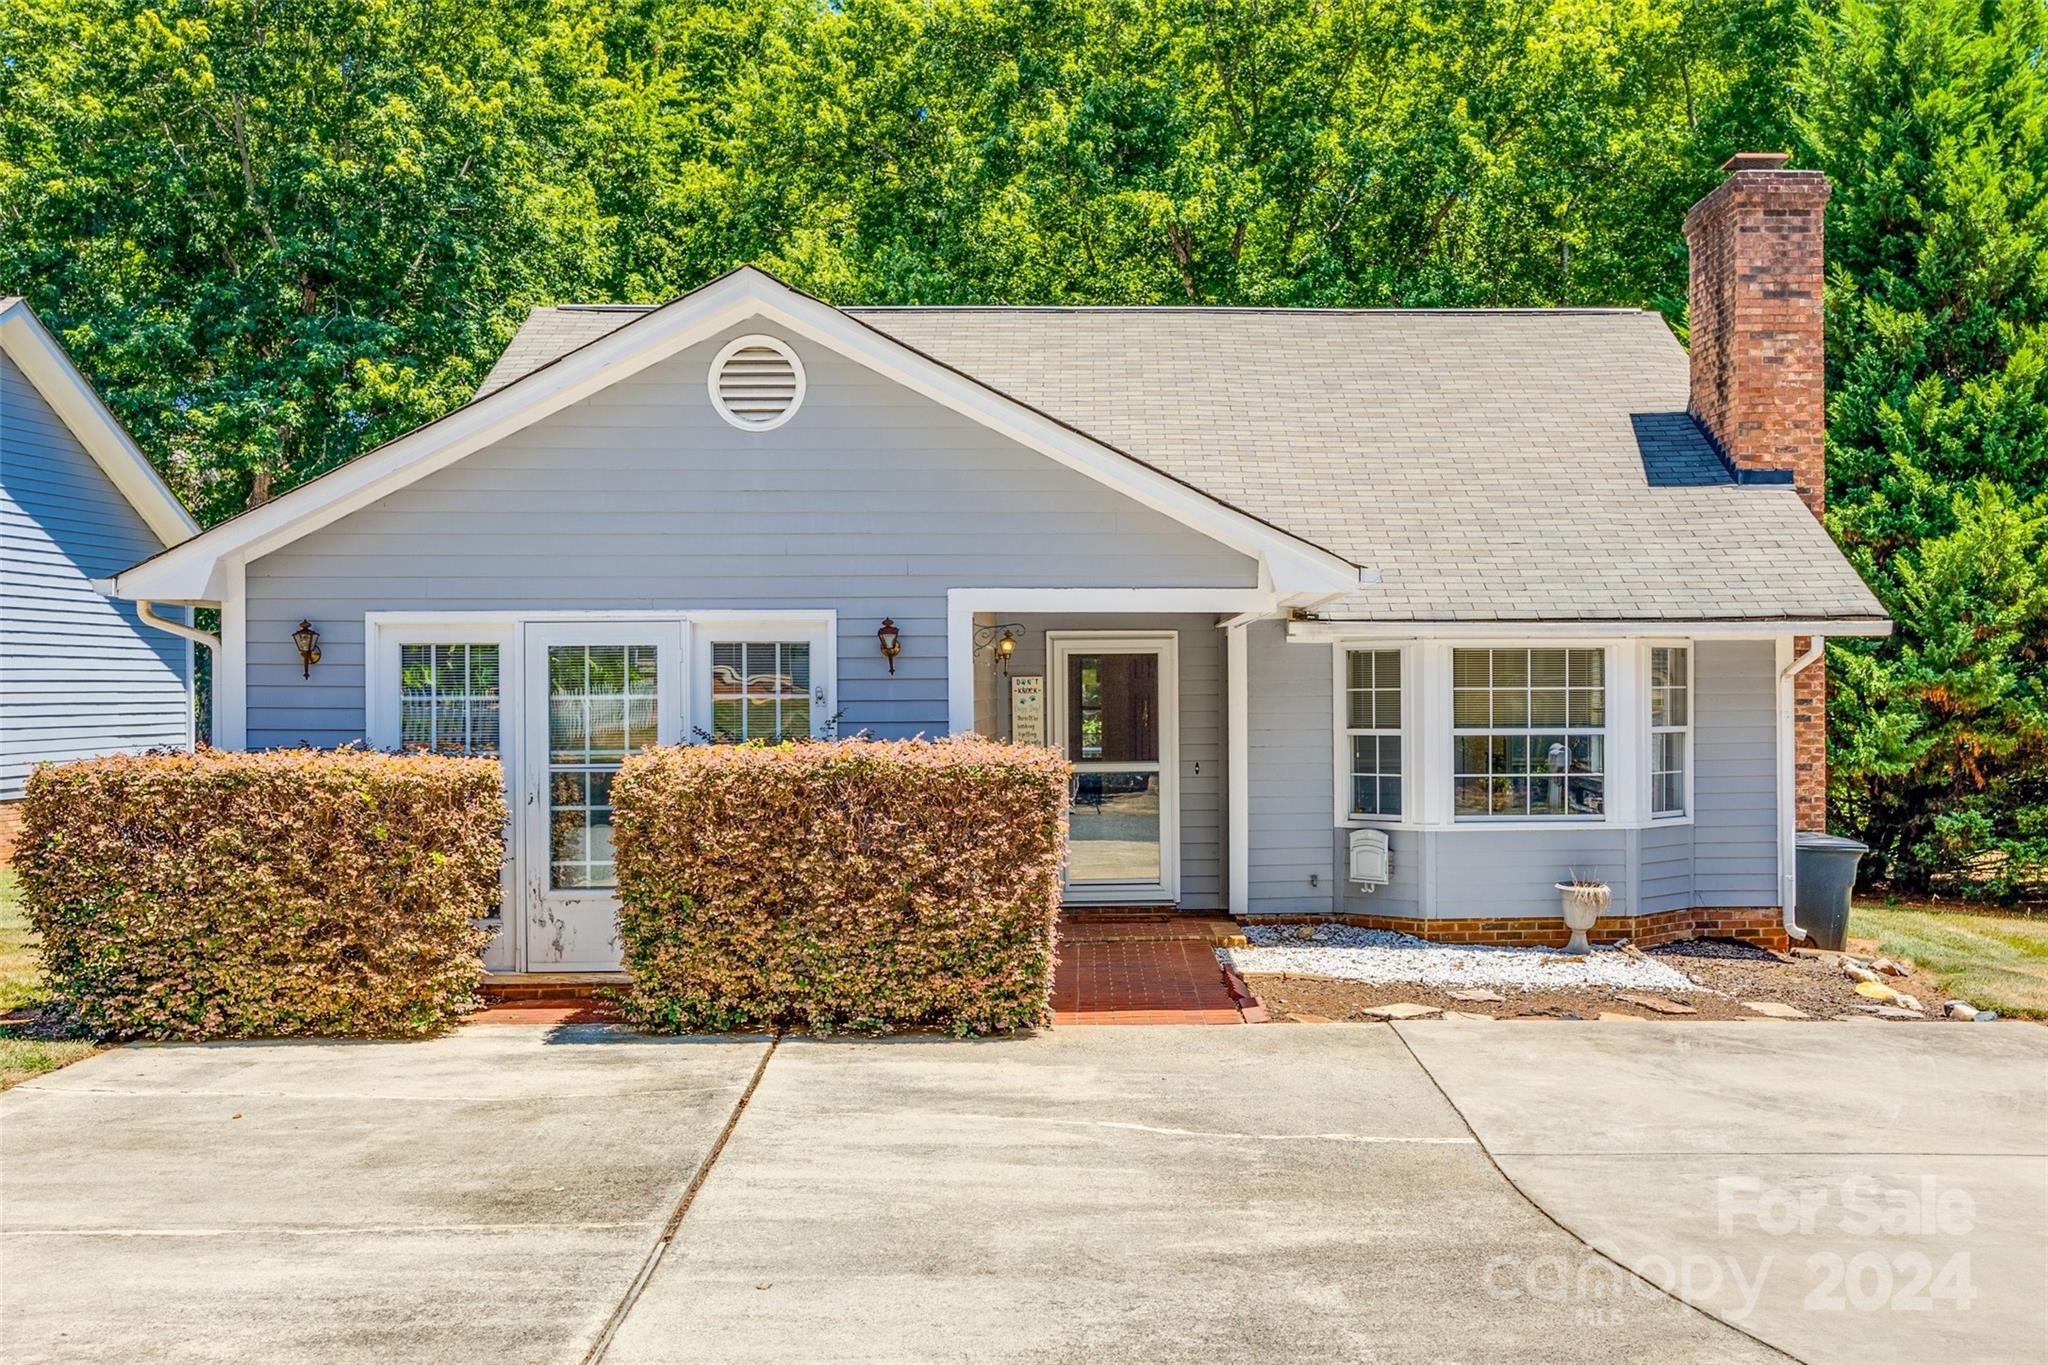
[1010,674,1046,746]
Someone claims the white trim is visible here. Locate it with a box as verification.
[0,299,198,546]
[215,559,247,749]
[1047,630,1181,904]
[107,269,1364,601]
[1225,621,1250,916]
[1289,618,1890,643]
[707,333,807,432]
[945,588,1275,733]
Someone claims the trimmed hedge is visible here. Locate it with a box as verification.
[17,748,505,1040]
[613,738,1070,1035]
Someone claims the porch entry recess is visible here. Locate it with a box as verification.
[1047,632,1181,904]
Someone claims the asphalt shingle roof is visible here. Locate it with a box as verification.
[478,303,1885,624]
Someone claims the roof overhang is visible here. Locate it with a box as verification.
[1,299,198,547]
[108,268,1368,602]
[1287,617,1893,642]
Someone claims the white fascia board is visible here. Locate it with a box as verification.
[109,268,1365,601]
[1287,617,1893,644]
[0,302,199,547]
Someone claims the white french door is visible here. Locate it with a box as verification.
[1047,632,1180,904]
[519,622,685,971]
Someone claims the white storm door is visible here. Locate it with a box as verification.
[1048,632,1180,904]
[520,622,685,971]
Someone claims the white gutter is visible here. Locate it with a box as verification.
[1775,637,1829,941]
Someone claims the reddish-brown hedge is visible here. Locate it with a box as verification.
[17,749,505,1039]
[613,738,1070,1035]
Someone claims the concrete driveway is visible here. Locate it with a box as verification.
[2,1021,2040,1364]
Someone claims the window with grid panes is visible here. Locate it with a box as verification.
[398,644,500,755]
[1343,649,1403,817]
[708,641,813,742]
[1452,647,1606,818]
[1650,646,1690,817]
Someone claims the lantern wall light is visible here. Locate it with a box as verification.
[972,622,1026,676]
[876,618,902,674]
[292,620,322,679]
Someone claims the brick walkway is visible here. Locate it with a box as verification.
[1051,925,1251,1025]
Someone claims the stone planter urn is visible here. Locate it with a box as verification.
[1554,881,1612,956]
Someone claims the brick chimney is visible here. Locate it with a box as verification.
[1684,152,1833,832]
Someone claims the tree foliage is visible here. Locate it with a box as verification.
[1797,0,2048,898]
[2,0,2043,896]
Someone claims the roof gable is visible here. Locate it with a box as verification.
[109,269,1364,602]
[0,299,197,547]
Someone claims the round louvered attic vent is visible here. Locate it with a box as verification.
[708,335,806,431]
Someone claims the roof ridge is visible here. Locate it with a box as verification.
[547,302,1646,317]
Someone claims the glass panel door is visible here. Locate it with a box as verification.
[1049,634,1179,904]
[521,623,683,971]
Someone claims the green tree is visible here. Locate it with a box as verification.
[1796,0,2048,897]
[0,0,615,521]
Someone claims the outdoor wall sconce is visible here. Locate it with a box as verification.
[876,618,902,674]
[292,620,322,679]
[972,622,1025,676]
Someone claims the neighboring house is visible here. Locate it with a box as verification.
[106,156,1885,974]
[0,299,200,858]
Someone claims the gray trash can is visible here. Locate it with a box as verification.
[1794,832,1869,951]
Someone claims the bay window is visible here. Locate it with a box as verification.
[1452,647,1606,819]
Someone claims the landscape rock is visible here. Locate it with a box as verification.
[1615,992,1698,1016]
[1293,924,1318,941]
[1447,988,1506,1003]
[1944,1001,1977,1021]
[1843,963,1883,985]
[1360,1002,1441,1020]
[1873,957,1912,977]
[1741,1001,1810,1019]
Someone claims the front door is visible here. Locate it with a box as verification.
[1048,632,1179,904]
[520,623,685,970]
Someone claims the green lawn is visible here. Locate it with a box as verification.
[1849,902,2048,1019]
[0,870,98,1089]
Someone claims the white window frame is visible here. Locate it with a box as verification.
[1447,644,1614,825]
[1644,640,1695,823]
[367,617,521,760]
[1047,629,1182,904]
[1332,644,1416,828]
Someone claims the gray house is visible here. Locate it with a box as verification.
[106,158,1885,975]
[1,299,199,857]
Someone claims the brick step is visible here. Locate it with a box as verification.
[480,972,629,1004]
[1059,914,1247,947]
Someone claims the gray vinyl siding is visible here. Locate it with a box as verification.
[0,353,187,799]
[1691,639,1780,906]
[997,615,1224,908]
[1246,619,1336,914]
[1638,822,1696,913]
[1426,828,1634,918]
[243,325,1260,747]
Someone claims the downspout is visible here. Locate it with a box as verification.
[137,600,222,654]
[138,601,221,751]
[1776,638,1827,940]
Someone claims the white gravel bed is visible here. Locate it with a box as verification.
[1221,923,1707,994]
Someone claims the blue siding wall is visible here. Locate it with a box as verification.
[0,353,187,799]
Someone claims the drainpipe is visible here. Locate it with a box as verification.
[138,601,221,750]
[1775,638,1827,941]
[137,600,221,654]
